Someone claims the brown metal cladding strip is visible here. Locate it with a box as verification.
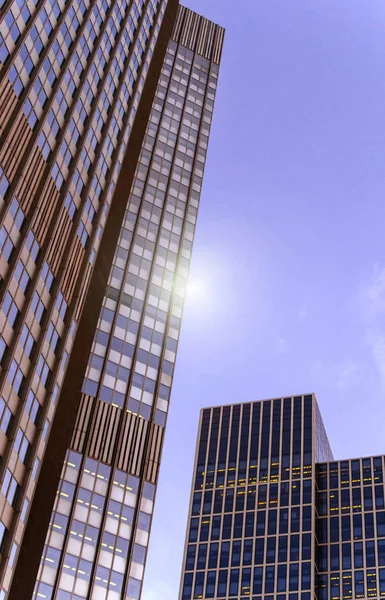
[73,262,92,323]
[196,17,207,56]
[147,458,155,483]
[145,459,152,482]
[60,236,82,300]
[118,412,134,471]
[61,237,85,304]
[101,404,116,463]
[129,420,141,475]
[117,412,149,476]
[106,406,121,464]
[15,145,47,214]
[80,396,95,452]
[7,116,32,179]
[171,5,225,65]
[30,177,59,246]
[206,21,216,59]
[101,407,112,462]
[145,423,163,483]
[133,419,147,475]
[67,243,86,304]
[126,415,140,474]
[123,414,136,472]
[131,418,144,474]
[0,112,33,181]
[95,402,109,459]
[180,8,191,47]
[145,451,154,481]
[144,424,154,481]
[89,401,106,458]
[70,394,94,452]
[0,141,12,182]
[154,425,163,480]
[191,12,200,49]
[185,9,194,47]
[46,209,73,275]
[117,412,129,471]
[79,395,94,452]
[172,4,183,40]
[87,402,121,464]
[0,80,17,137]
[70,394,87,451]
[213,26,225,66]
[99,403,113,461]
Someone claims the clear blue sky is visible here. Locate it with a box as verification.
[143,1,385,597]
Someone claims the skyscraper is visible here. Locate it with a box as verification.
[0,2,224,598]
[180,395,385,600]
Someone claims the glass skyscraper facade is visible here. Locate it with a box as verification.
[180,395,385,600]
[0,1,224,598]
[316,457,385,600]
[33,9,224,600]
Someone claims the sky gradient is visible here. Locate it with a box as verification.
[143,1,385,598]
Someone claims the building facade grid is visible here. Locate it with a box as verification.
[0,1,171,592]
[31,8,224,600]
[180,396,385,600]
[316,457,385,600]
[180,395,332,600]
[0,1,224,598]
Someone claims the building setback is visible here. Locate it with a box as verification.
[179,395,385,600]
[0,1,224,599]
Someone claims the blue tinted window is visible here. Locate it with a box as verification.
[231,540,241,567]
[208,543,218,569]
[229,569,239,596]
[243,539,253,565]
[206,571,216,599]
[265,566,275,594]
[197,544,207,570]
[253,566,263,595]
[194,572,204,599]
[378,539,385,566]
[289,563,299,591]
[185,545,196,571]
[219,541,229,568]
[217,570,228,597]
[188,518,198,543]
[254,538,264,564]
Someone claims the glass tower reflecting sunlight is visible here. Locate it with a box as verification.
[0,1,224,598]
[32,7,224,600]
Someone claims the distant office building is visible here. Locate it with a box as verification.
[316,457,385,600]
[180,395,385,600]
[0,1,224,598]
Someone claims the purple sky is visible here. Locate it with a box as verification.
[143,1,385,597]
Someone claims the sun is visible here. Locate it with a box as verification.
[186,279,207,302]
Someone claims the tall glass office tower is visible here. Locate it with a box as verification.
[0,2,224,598]
[180,395,385,600]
